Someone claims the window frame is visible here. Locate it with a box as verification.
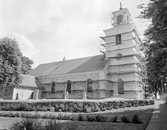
[116,34,122,45]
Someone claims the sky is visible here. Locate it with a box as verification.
[0,0,150,68]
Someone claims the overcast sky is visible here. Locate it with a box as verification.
[0,0,150,68]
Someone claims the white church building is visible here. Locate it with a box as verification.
[31,7,146,100]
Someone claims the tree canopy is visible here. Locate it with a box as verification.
[21,56,34,74]
[140,0,167,96]
[140,0,167,25]
[0,37,34,87]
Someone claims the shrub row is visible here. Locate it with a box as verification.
[7,112,142,124]
[0,99,154,112]
[10,118,78,130]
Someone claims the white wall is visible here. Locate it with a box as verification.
[104,23,133,36]
[110,64,141,73]
[106,48,139,58]
[120,91,137,99]
[106,40,135,51]
[109,56,141,66]
[110,73,142,82]
[13,88,34,100]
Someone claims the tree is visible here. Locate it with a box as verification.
[0,37,34,98]
[139,0,167,97]
[21,56,34,74]
[140,0,167,25]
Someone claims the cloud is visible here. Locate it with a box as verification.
[14,33,35,50]
[9,33,38,60]
[0,0,151,68]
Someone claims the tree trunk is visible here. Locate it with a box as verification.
[154,92,157,99]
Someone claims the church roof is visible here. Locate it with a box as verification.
[30,55,107,77]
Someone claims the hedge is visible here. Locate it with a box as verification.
[0,99,154,113]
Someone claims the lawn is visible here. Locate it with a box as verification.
[0,106,154,130]
[62,108,153,130]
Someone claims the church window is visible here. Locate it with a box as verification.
[87,79,93,92]
[67,80,71,93]
[116,34,121,45]
[117,79,124,94]
[51,82,55,93]
[117,14,123,24]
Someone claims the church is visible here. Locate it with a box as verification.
[31,7,146,100]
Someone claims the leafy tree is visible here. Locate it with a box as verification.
[21,56,34,74]
[0,37,34,98]
[139,0,167,97]
[140,0,167,25]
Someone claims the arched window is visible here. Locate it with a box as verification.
[117,79,124,94]
[51,82,55,93]
[117,14,123,24]
[67,80,71,93]
[87,79,93,92]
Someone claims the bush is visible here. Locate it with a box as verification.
[131,113,142,124]
[10,118,43,130]
[77,114,84,121]
[0,100,155,113]
[121,116,130,123]
[94,115,108,122]
[100,116,108,122]
[10,122,24,130]
[57,113,63,120]
[111,116,117,122]
[87,115,96,122]
[95,115,101,122]
[10,118,79,130]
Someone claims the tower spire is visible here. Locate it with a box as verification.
[120,2,122,10]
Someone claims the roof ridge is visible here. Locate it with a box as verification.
[39,54,103,65]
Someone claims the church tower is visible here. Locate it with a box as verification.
[101,6,145,99]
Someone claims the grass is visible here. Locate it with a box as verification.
[63,109,153,130]
[10,118,78,130]
[0,107,154,130]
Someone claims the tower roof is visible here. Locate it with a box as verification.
[112,8,131,17]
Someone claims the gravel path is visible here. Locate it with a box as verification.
[146,101,167,130]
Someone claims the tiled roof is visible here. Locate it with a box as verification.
[19,75,43,89]
[30,55,107,77]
